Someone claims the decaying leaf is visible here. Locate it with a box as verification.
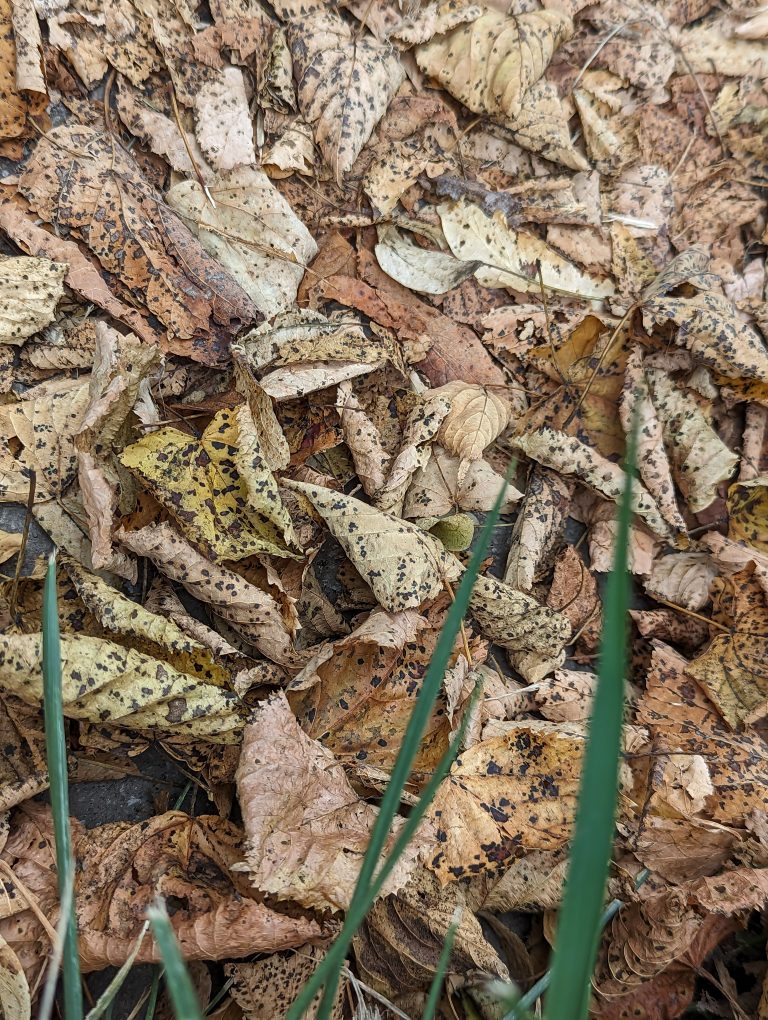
[727,474,768,555]
[416,9,573,126]
[0,805,322,981]
[0,257,65,345]
[284,480,460,612]
[439,200,615,300]
[226,947,345,1020]
[469,575,571,659]
[18,125,257,363]
[645,551,716,611]
[278,2,405,182]
[0,631,242,742]
[236,691,425,912]
[427,722,584,881]
[121,408,298,562]
[504,467,574,591]
[432,382,510,463]
[686,566,768,728]
[547,545,602,649]
[405,445,523,519]
[166,167,317,318]
[645,366,738,513]
[117,522,303,667]
[375,225,479,295]
[511,425,670,538]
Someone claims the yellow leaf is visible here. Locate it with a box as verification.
[728,474,768,554]
[469,574,571,657]
[0,633,243,742]
[284,479,460,612]
[121,407,298,562]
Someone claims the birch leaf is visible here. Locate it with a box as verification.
[511,425,670,538]
[236,691,422,912]
[0,633,242,742]
[166,167,317,318]
[121,408,298,562]
[645,367,738,513]
[0,257,66,345]
[283,480,460,611]
[415,9,573,125]
[439,199,615,300]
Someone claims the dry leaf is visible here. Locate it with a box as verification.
[427,722,584,880]
[0,631,242,742]
[416,9,573,126]
[620,344,687,535]
[439,199,615,300]
[645,366,738,513]
[194,66,256,171]
[643,292,768,383]
[0,257,65,345]
[337,380,390,497]
[511,425,670,538]
[166,168,317,318]
[284,480,460,612]
[278,3,405,182]
[686,566,768,728]
[502,79,589,171]
[236,691,424,912]
[504,467,573,591]
[405,445,522,519]
[18,125,257,363]
[117,522,303,667]
[226,947,344,1020]
[0,805,321,980]
[287,606,468,783]
[645,551,716,611]
[121,408,298,562]
[432,382,510,463]
[469,574,571,658]
[375,225,479,295]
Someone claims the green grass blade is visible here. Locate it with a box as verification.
[543,425,639,1020]
[144,968,162,1020]
[286,475,513,1020]
[42,552,83,1020]
[147,901,202,1020]
[422,907,461,1020]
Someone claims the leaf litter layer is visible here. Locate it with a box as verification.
[0,0,766,1017]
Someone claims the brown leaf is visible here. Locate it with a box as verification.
[0,0,46,141]
[0,696,48,813]
[469,574,571,659]
[416,9,573,127]
[512,425,670,538]
[0,191,163,347]
[504,467,574,591]
[620,344,687,535]
[547,545,602,650]
[645,551,716,611]
[18,125,257,363]
[636,642,768,826]
[226,947,344,1020]
[287,606,468,784]
[117,522,304,668]
[0,256,65,346]
[277,3,404,182]
[426,722,584,881]
[686,566,768,727]
[432,382,510,463]
[0,805,321,982]
[405,445,523,519]
[354,869,507,1008]
[236,691,425,912]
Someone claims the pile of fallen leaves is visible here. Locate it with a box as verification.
[0,0,767,1016]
